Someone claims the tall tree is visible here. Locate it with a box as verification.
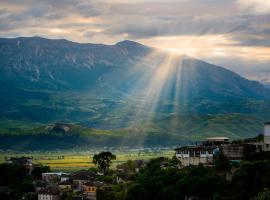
[93,152,116,174]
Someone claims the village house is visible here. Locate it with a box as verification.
[58,180,72,191]
[38,185,60,200]
[71,170,98,191]
[60,173,70,182]
[83,181,104,200]
[175,137,227,166]
[221,122,270,160]
[42,172,65,183]
[221,143,257,160]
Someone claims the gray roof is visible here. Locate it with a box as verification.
[38,185,60,195]
[71,170,97,181]
[175,145,217,151]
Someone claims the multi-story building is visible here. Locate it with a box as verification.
[175,145,218,166]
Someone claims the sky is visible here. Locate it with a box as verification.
[1,0,270,82]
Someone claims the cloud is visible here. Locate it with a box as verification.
[237,0,270,14]
[1,0,270,67]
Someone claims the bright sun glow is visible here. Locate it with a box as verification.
[139,35,270,61]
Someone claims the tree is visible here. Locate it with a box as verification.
[31,165,50,180]
[93,152,116,174]
[257,188,270,200]
[214,151,231,171]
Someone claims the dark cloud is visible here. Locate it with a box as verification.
[1,0,270,48]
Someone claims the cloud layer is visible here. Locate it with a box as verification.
[1,0,270,80]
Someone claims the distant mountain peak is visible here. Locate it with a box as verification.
[115,40,146,48]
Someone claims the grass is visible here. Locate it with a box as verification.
[0,150,174,172]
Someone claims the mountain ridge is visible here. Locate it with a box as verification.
[0,36,270,149]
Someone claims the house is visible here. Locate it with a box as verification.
[42,172,63,183]
[58,181,72,191]
[115,173,134,184]
[83,181,103,200]
[175,146,218,166]
[221,143,257,160]
[60,173,70,182]
[38,185,60,200]
[71,170,98,191]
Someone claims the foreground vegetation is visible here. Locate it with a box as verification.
[97,153,270,200]
[1,151,270,200]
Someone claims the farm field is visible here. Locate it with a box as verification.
[0,149,174,172]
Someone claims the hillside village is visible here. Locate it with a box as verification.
[0,122,270,200]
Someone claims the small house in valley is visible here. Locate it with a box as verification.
[42,172,65,183]
[83,181,104,200]
[58,181,72,191]
[71,170,98,191]
[38,185,60,200]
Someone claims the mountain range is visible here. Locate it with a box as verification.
[0,36,270,150]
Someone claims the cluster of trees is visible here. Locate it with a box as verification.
[97,155,270,200]
[0,163,50,200]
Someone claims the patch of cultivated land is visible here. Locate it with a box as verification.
[0,150,174,172]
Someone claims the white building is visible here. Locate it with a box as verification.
[264,122,270,151]
[42,172,69,183]
[175,146,218,166]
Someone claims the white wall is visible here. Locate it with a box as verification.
[265,124,270,136]
[264,124,270,144]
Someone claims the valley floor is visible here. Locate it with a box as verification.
[0,149,174,172]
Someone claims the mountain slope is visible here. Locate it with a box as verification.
[0,37,270,149]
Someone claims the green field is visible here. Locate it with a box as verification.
[0,150,174,172]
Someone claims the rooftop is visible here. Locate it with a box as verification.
[42,172,66,176]
[71,170,97,181]
[206,137,229,141]
[38,185,60,195]
[175,145,217,151]
[58,181,72,185]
